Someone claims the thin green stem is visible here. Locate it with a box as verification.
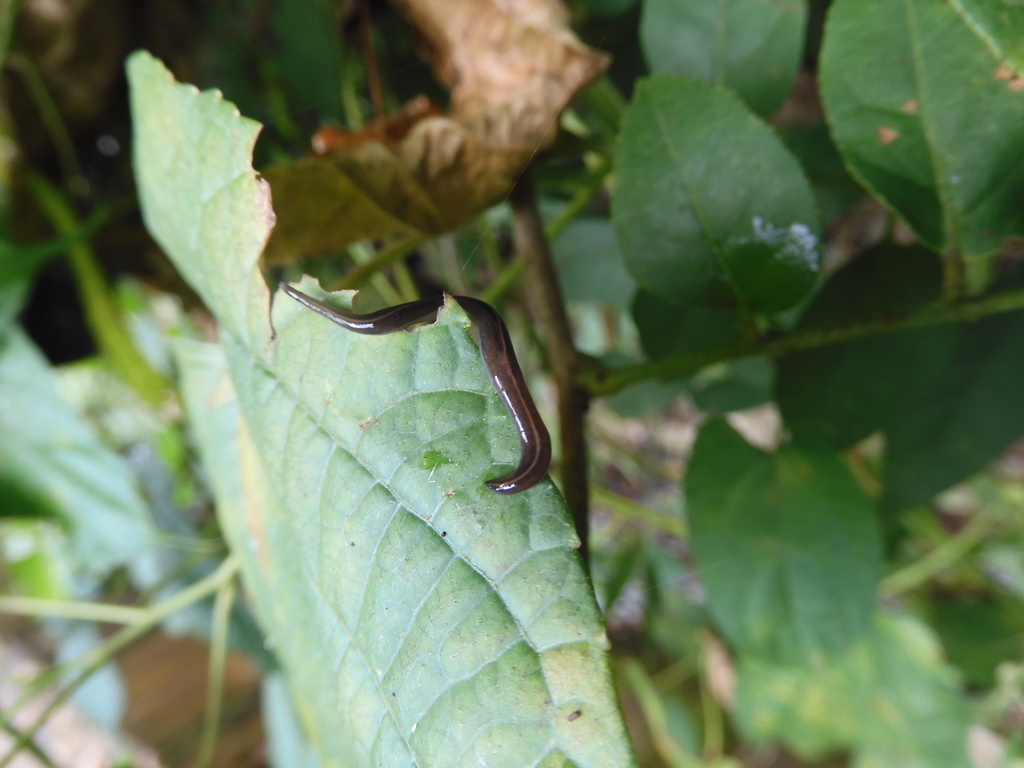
[479,260,524,306]
[481,154,610,306]
[196,575,238,768]
[7,54,87,195]
[392,259,419,303]
[0,597,150,625]
[582,76,627,141]
[0,557,241,768]
[0,0,21,72]
[583,286,1024,397]
[546,155,611,242]
[698,632,724,760]
[941,250,966,303]
[340,45,367,129]
[27,173,171,406]
[591,486,686,538]
[621,658,697,768]
[335,235,427,293]
[0,714,57,768]
[882,513,991,597]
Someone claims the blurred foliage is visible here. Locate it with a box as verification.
[1,1,1024,767]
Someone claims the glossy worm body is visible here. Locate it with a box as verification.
[282,285,551,494]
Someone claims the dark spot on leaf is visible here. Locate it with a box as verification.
[877,126,899,145]
[568,710,582,721]
[441,531,447,537]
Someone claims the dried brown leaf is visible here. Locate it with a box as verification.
[264,0,609,262]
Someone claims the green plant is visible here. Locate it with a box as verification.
[3,1,1024,767]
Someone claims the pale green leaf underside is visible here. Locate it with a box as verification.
[0,327,157,572]
[129,51,634,768]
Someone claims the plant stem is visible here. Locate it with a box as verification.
[481,154,610,306]
[621,658,697,768]
[583,285,1024,397]
[0,597,150,625]
[882,512,990,596]
[0,0,20,72]
[357,0,384,119]
[591,486,686,538]
[0,557,241,768]
[333,233,428,291]
[0,715,57,768]
[698,632,725,760]
[196,575,238,768]
[510,170,591,565]
[941,250,966,303]
[27,174,171,406]
[7,55,87,196]
[545,154,611,242]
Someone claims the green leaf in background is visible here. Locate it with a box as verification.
[273,0,343,124]
[689,357,772,414]
[820,0,1024,259]
[777,245,1024,514]
[0,521,72,599]
[781,124,864,227]
[0,327,157,573]
[0,206,107,331]
[883,307,1024,514]
[604,372,690,418]
[776,245,956,447]
[930,595,1024,688]
[639,0,807,116]
[553,218,636,310]
[687,420,881,664]
[631,288,745,360]
[613,76,819,312]
[735,613,972,767]
[580,0,639,17]
[719,220,819,314]
[950,0,1024,73]
[130,51,636,768]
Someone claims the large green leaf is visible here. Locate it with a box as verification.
[950,0,1024,73]
[613,76,819,312]
[883,307,1024,514]
[639,0,807,116]
[930,595,1024,688]
[552,218,636,310]
[686,420,881,664]
[735,613,971,768]
[820,0,1024,258]
[775,245,956,447]
[775,245,1024,513]
[630,288,745,360]
[0,327,157,572]
[129,51,634,768]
